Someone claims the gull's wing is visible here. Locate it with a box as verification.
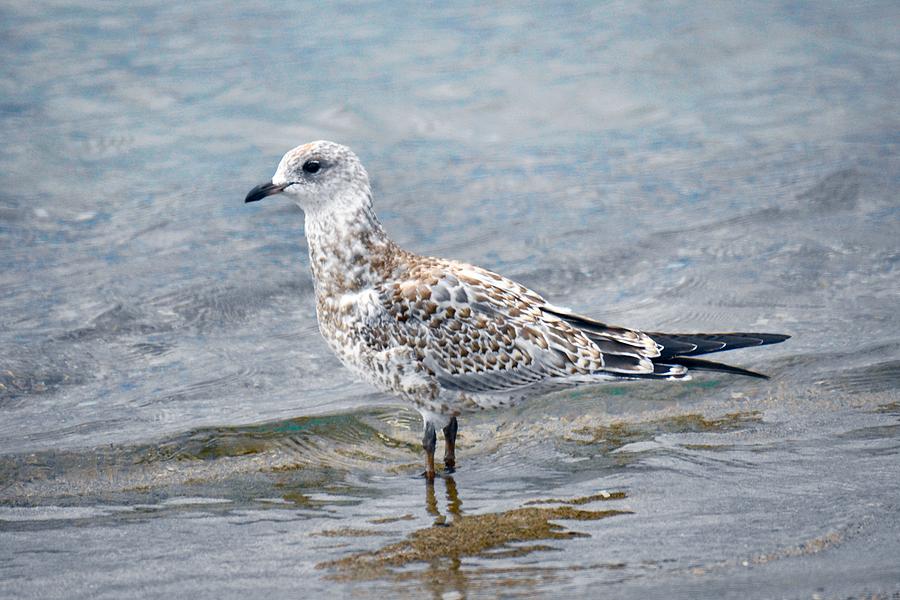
[379,259,673,396]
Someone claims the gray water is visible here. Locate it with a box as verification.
[2,1,899,598]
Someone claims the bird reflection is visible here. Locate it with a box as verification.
[422,476,468,598]
[425,475,462,527]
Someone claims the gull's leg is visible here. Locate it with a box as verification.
[442,417,458,473]
[422,420,437,481]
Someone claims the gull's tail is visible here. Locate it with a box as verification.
[542,306,790,380]
[541,305,791,379]
[646,332,791,379]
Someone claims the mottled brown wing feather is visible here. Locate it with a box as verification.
[378,259,662,394]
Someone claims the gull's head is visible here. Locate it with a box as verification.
[245,140,370,213]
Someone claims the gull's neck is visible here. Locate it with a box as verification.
[303,189,402,298]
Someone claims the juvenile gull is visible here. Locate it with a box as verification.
[245,141,789,479]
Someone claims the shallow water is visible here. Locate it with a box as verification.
[1,1,899,598]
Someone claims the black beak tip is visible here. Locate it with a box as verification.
[245,182,286,204]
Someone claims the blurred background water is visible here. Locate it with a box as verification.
[1,1,898,598]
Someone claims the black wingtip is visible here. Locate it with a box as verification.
[649,331,791,358]
[663,356,772,379]
[754,333,791,344]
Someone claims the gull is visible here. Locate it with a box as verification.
[245,141,789,480]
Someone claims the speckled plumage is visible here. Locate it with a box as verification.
[246,140,789,478]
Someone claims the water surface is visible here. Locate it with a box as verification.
[1,1,899,598]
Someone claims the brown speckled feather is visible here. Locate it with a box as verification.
[378,259,668,398]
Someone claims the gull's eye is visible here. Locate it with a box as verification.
[302,160,321,174]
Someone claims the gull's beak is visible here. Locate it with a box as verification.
[245,181,288,203]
